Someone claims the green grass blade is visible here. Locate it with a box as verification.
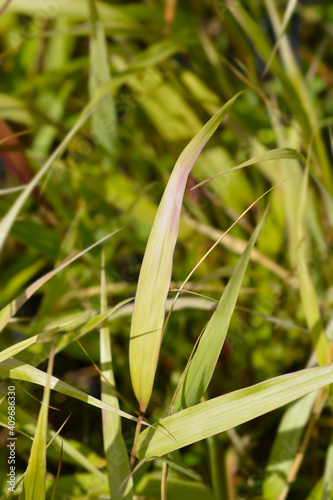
[264,392,317,500]
[88,0,117,157]
[297,163,329,365]
[0,109,91,255]
[19,347,54,499]
[129,92,242,412]
[99,251,133,499]
[262,0,298,78]
[135,365,333,458]
[322,430,333,499]
[173,209,268,412]
[6,0,138,27]
[0,230,121,333]
[0,316,88,363]
[190,148,304,191]
[0,358,151,427]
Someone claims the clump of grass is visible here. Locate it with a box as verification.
[0,1,332,499]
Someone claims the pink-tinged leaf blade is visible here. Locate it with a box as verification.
[129,93,243,411]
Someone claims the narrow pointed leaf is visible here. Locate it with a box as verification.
[129,92,242,412]
[173,209,267,412]
[297,164,329,365]
[20,349,54,499]
[0,316,89,363]
[264,392,317,500]
[0,230,121,333]
[190,148,304,191]
[0,358,151,427]
[0,109,92,254]
[99,251,133,499]
[135,365,333,459]
[89,0,117,156]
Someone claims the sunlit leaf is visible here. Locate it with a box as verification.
[173,209,267,412]
[135,365,333,458]
[129,93,242,412]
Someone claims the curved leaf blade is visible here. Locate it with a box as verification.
[19,349,54,499]
[0,358,150,427]
[135,365,333,458]
[129,93,243,412]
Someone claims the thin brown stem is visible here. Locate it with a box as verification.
[130,411,144,468]
[161,461,169,500]
[0,0,12,16]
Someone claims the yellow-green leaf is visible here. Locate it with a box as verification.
[129,92,242,412]
[99,251,133,499]
[89,0,117,156]
[0,358,151,427]
[173,209,267,412]
[20,349,54,499]
[135,365,333,459]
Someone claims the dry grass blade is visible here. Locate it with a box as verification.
[99,250,133,499]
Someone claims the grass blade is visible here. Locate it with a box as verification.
[0,230,121,333]
[99,250,133,499]
[189,148,304,191]
[88,0,117,157]
[296,163,329,365]
[0,358,152,427]
[0,316,88,363]
[129,92,243,412]
[0,109,92,254]
[173,208,268,412]
[264,392,317,500]
[19,347,54,499]
[135,365,333,458]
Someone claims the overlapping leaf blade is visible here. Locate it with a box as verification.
[99,252,132,499]
[19,350,54,499]
[135,365,333,459]
[129,93,242,412]
[173,209,268,412]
